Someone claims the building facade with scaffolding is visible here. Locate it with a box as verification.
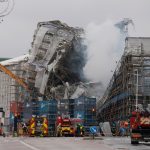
[0,55,30,126]
[97,37,150,122]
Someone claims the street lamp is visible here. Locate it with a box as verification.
[135,69,139,111]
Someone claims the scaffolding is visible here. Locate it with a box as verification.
[97,37,150,122]
[0,55,31,119]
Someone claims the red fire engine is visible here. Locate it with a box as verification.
[130,105,150,144]
[56,115,84,137]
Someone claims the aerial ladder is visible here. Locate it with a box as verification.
[0,63,29,91]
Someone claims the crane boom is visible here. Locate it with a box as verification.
[0,63,29,91]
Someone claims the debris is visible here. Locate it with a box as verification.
[26,20,87,99]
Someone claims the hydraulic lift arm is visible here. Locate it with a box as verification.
[0,63,29,91]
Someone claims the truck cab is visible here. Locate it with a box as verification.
[56,115,75,136]
[130,106,150,144]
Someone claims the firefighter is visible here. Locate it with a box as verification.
[42,118,48,137]
[80,125,85,136]
[57,123,62,137]
[0,123,5,137]
[119,126,126,136]
[22,122,28,136]
[18,122,23,136]
[111,121,117,136]
[76,124,80,136]
[99,126,105,136]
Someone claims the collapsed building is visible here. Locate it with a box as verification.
[97,37,150,122]
[0,21,99,128]
[26,20,87,100]
[24,20,101,100]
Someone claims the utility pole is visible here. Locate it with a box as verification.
[135,69,139,111]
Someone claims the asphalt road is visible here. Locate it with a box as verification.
[103,136,150,150]
[0,136,149,150]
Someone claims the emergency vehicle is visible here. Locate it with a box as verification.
[130,105,150,144]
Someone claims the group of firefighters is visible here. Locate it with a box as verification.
[13,116,49,137]
[13,116,130,137]
[15,122,85,137]
[110,121,130,136]
[15,119,129,137]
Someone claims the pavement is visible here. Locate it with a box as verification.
[0,136,149,150]
[103,136,150,150]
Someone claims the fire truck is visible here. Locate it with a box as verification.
[29,116,48,137]
[56,115,75,137]
[130,104,150,144]
[56,115,84,137]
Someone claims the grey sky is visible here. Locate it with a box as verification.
[0,0,150,57]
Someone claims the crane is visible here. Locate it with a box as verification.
[0,63,29,91]
[115,18,134,35]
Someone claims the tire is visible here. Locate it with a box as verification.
[2,133,5,137]
[57,132,60,137]
[131,140,135,144]
[136,141,139,144]
[131,139,139,144]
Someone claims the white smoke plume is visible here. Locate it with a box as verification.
[84,20,124,89]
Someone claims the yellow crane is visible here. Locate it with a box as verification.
[0,63,29,91]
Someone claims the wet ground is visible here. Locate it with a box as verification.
[0,136,149,150]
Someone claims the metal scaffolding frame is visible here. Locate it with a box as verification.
[97,37,150,122]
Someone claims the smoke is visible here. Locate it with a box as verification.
[84,20,124,89]
[68,38,87,81]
